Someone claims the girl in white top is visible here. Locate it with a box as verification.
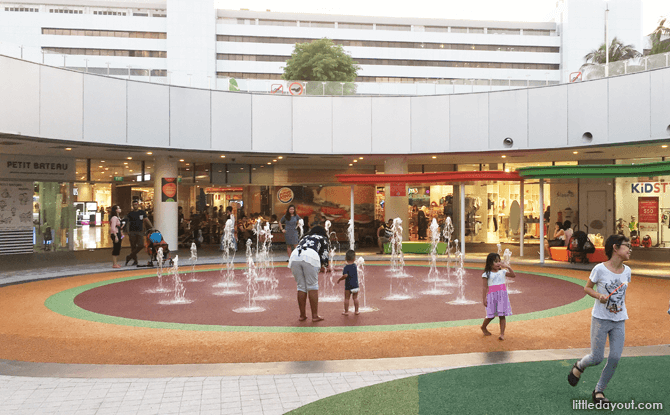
[481,253,516,341]
[567,234,632,406]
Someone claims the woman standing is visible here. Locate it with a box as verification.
[280,204,301,258]
[289,226,330,322]
[567,234,632,405]
[109,205,124,268]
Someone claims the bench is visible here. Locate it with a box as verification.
[549,246,608,263]
[384,241,448,254]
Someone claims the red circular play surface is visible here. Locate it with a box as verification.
[73,266,585,327]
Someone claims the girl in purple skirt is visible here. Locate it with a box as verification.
[481,253,516,340]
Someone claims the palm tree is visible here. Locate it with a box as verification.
[583,37,641,65]
[648,17,670,55]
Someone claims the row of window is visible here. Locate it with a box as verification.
[68,67,167,76]
[93,11,125,16]
[226,18,553,36]
[216,72,557,86]
[43,47,167,58]
[51,9,83,14]
[216,35,559,53]
[42,28,167,39]
[4,7,38,12]
[217,53,559,70]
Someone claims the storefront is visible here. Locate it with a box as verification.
[0,154,76,255]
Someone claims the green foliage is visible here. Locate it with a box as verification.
[282,38,359,82]
[228,78,239,92]
[648,18,670,55]
[582,37,641,65]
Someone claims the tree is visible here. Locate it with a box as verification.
[282,38,359,82]
[648,17,670,55]
[582,37,641,65]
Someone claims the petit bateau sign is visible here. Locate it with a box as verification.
[0,154,76,182]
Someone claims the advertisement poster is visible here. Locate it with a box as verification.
[0,181,33,231]
[390,183,406,197]
[161,178,177,202]
[638,197,659,223]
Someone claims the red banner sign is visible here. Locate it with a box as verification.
[389,183,406,197]
[638,197,658,223]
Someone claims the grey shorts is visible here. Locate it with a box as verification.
[290,260,319,292]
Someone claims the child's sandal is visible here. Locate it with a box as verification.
[567,362,583,387]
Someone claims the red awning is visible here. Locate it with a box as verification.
[335,171,522,185]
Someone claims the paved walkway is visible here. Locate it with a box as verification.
[1,245,668,414]
[1,345,668,415]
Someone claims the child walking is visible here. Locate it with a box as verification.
[337,250,360,315]
[481,252,516,340]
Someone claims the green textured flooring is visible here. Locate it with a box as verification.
[290,356,670,414]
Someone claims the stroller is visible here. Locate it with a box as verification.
[568,230,596,264]
[143,229,174,267]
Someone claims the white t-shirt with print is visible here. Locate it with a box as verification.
[589,262,631,321]
[482,269,508,286]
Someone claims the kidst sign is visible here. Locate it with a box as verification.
[0,154,76,182]
[630,182,670,193]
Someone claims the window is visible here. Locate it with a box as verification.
[5,7,39,12]
[376,24,410,31]
[489,28,521,35]
[338,23,373,30]
[42,28,166,39]
[214,34,560,54]
[258,19,297,27]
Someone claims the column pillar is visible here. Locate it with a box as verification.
[154,156,179,250]
[384,157,409,240]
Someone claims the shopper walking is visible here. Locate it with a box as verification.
[109,205,124,268]
[125,200,152,266]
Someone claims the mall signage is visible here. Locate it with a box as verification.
[0,181,33,231]
[0,154,76,182]
[630,182,670,193]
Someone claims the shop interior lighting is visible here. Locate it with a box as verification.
[65,148,72,151]
[573,151,579,154]
[127,157,132,160]
[501,155,507,158]
[220,155,226,158]
[663,145,668,148]
[353,160,358,163]
[432,156,437,159]
[267,162,271,165]
[146,152,152,155]
[359,157,363,160]
[180,159,185,162]
[349,163,353,166]
[278,156,283,159]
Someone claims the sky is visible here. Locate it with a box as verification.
[219,0,669,35]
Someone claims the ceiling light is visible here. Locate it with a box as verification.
[127,157,132,160]
[240,167,244,170]
[124,162,128,165]
[100,160,105,163]
[573,151,579,154]
[278,156,283,159]
[663,145,668,148]
[353,160,358,163]
[180,159,185,162]
[501,155,507,158]
[186,168,190,171]
[432,156,437,159]
[98,165,103,168]
[146,152,152,155]
[359,157,363,160]
[220,155,226,158]
[65,147,72,151]
[129,170,133,172]
[267,162,271,165]
[273,159,277,162]
[349,163,353,166]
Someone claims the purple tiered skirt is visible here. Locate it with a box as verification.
[485,284,513,318]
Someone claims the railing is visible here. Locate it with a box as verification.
[581,51,670,81]
[3,40,669,95]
